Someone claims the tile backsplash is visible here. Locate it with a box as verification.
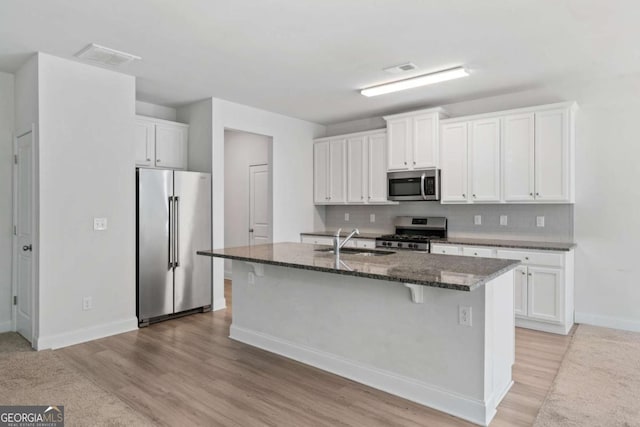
[324,203,574,242]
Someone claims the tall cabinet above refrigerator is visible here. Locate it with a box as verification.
[136,168,212,327]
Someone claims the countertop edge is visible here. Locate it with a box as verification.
[197,250,520,292]
[431,240,576,251]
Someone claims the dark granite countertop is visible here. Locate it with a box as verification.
[198,242,520,292]
[300,231,383,240]
[431,237,576,251]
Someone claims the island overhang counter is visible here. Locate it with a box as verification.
[198,243,520,426]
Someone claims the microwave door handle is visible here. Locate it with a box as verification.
[420,173,427,200]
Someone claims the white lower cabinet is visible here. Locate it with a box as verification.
[300,235,376,249]
[431,243,574,335]
[300,235,333,246]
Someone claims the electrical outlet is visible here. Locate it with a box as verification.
[536,216,545,227]
[500,215,508,226]
[248,272,255,285]
[344,213,350,222]
[93,217,107,231]
[370,213,375,223]
[82,296,92,311]
[459,305,472,327]
[474,215,482,225]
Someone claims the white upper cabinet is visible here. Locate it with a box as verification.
[384,108,447,171]
[469,118,501,202]
[441,122,468,202]
[347,136,366,203]
[314,130,390,205]
[135,116,188,170]
[535,109,571,202]
[367,132,388,202]
[328,139,347,203]
[440,102,576,204]
[503,113,535,201]
[313,141,329,204]
[135,120,155,167]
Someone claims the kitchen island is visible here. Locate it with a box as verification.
[198,243,519,426]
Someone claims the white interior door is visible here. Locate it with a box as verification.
[14,131,34,343]
[249,164,271,246]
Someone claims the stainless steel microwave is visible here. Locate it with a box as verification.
[387,169,440,201]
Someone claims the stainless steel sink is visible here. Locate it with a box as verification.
[314,247,395,256]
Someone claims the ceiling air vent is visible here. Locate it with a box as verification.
[383,62,418,74]
[74,43,141,67]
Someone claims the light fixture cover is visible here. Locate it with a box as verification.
[361,67,469,97]
[75,43,141,66]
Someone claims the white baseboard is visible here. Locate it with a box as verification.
[516,318,572,335]
[212,297,227,312]
[230,325,493,426]
[575,312,640,333]
[36,317,138,350]
[0,320,12,333]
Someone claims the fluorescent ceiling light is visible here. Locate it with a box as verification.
[360,67,469,97]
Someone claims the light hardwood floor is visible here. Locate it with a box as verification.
[59,280,573,426]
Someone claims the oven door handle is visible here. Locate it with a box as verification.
[420,173,427,200]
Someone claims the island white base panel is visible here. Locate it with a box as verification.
[230,263,514,426]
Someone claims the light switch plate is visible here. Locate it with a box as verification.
[459,306,472,327]
[474,215,482,225]
[536,216,545,227]
[370,213,375,223]
[93,217,107,231]
[500,215,508,226]
[344,213,350,222]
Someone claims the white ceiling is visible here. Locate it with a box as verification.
[0,0,638,124]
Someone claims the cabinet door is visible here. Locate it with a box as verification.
[155,124,188,169]
[503,113,535,201]
[301,235,333,245]
[328,139,347,203]
[514,266,528,317]
[469,118,501,202]
[313,141,329,204]
[527,266,563,323]
[440,122,468,202]
[347,136,366,203]
[462,246,495,258]
[535,109,570,201]
[387,118,410,171]
[355,239,376,249]
[135,120,155,167]
[431,244,461,255]
[367,132,388,203]
[413,113,438,169]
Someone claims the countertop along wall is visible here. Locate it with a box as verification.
[324,74,640,332]
[0,71,14,332]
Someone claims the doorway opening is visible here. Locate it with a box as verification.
[223,129,273,280]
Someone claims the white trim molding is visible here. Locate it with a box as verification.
[212,297,227,312]
[575,312,640,333]
[230,325,496,426]
[36,317,138,350]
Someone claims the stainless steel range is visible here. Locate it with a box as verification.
[375,216,447,252]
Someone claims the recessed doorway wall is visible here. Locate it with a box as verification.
[224,129,273,279]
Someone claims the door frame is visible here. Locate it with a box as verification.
[12,125,38,347]
[248,163,271,246]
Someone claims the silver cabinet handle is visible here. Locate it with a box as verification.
[174,196,180,267]
[168,196,173,268]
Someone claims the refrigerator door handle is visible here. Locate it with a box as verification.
[168,196,174,269]
[174,196,180,268]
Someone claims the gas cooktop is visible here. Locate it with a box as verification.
[375,216,447,252]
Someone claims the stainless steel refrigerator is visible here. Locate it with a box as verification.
[136,168,212,327]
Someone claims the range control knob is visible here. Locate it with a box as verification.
[397,243,403,248]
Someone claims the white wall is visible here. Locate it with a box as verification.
[0,72,15,332]
[36,53,137,348]
[210,98,326,309]
[135,100,177,121]
[176,99,212,173]
[326,74,640,332]
[223,130,272,278]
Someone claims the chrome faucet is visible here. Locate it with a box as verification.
[333,228,360,256]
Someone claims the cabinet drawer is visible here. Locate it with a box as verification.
[301,235,333,246]
[462,246,495,258]
[355,239,376,249]
[496,249,563,267]
[431,244,461,255]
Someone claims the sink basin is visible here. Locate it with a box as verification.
[314,247,395,256]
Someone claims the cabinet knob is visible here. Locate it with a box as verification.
[536,192,540,196]
[525,257,529,260]
[413,161,416,165]
[462,193,466,198]
[404,161,407,165]
[521,271,526,275]
[473,194,476,198]
[528,273,532,276]
[474,252,478,256]
[146,158,151,161]
[156,159,161,163]
[361,196,364,200]
[529,193,533,196]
